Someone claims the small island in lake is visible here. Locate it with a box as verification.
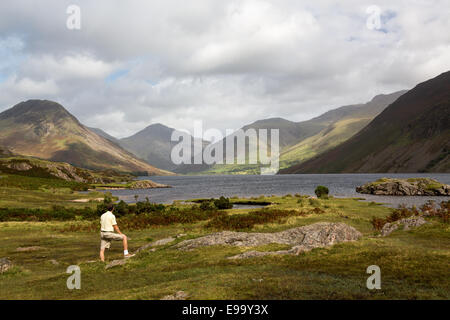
[356,178,450,196]
[93,180,171,190]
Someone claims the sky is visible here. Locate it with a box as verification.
[0,0,449,138]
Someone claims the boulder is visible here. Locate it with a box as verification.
[0,258,13,273]
[161,291,189,300]
[135,237,176,253]
[105,259,127,269]
[176,222,362,258]
[356,178,450,196]
[381,216,427,236]
[16,246,44,252]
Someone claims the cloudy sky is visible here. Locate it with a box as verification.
[0,0,449,138]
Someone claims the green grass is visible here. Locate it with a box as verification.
[1,194,448,299]
[0,174,107,209]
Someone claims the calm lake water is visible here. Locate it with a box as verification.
[110,174,450,208]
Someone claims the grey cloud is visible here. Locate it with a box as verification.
[0,0,449,138]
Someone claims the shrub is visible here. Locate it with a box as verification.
[206,209,303,231]
[206,207,327,231]
[315,186,329,199]
[214,196,233,209]
[59,206,224,232]
[200,200,216,211]
[371,201,449,231]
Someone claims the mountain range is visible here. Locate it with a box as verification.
[0,100,171,175]
[0,72,448,175]
[172,90,406,174]
[280,71,450,173]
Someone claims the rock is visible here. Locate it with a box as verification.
[16,246,44,252]
[177,222,362,258]
[49,259,59,265]
[381,216,427,236]
[0,158,114,184]
[105,259,127,269]
[0,258,13,273]
[128,180,171,189]
[152,237,176,246]
[135,237,176,253]
[161,291,189,300]
[356,178,450,196]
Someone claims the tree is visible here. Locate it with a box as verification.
[315,186,329,199]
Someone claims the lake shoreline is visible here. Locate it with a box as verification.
[107,173,450,208]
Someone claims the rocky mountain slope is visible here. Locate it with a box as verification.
[279,91,407,169]
[0,100,172,175]
[119,123,208,172]
[177,91,406,174]
[0,156,132,183]
[280,71,450,173]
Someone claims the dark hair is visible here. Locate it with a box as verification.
[107,204,115,211]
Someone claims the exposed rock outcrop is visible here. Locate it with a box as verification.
[0,258,13,273]
[105,259,127,269]
[356,178,450,196]
[16,246,44,252]
[380,216,427,236]
[176,222,362,258]
[135,235,185,253]
[0,157,131,184]
[128,180,171,189]
[161,291,189,300]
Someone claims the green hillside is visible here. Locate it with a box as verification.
[0,100,172,175]
[189,91,406,174]
[281,71,450,173]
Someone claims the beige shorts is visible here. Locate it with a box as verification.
[100,232,124,250]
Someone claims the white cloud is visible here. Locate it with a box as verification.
[0,0,449,138]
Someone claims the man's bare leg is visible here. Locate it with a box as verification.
[100,249,105,262]
[122,235,128,251]
[122,235,135,257]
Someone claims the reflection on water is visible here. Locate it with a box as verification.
[109,173,450,208]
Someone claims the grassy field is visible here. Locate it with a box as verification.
[0,174,108,209]
[1,195,449,300]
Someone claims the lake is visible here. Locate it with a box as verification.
[109,173,450,208]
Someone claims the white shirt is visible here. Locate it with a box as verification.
[100,211,117,232]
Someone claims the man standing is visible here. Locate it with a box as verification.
[99,204,134,261]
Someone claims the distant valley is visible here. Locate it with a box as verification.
[0,73,448,175]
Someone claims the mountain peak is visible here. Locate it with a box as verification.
[0,99,76,124]
[370,90,408,103]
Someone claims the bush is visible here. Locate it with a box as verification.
[371,201,449,231]
[60,206,225,232]
[214,196,233,209]
[206,207,327,231]
[314,186,329,199]
[0,206,95,222]
[206,209,303,231]
[200,200,216,211]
